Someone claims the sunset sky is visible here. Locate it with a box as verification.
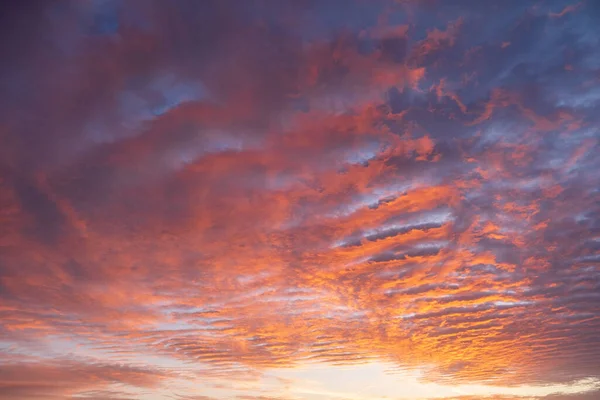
[1,1,599,399]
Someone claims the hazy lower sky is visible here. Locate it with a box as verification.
[1,1,599,399]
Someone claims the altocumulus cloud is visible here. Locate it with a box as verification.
[0,1,599,399]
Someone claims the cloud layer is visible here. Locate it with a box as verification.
[1,0,599,399]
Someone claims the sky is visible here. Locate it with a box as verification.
[0,0,599,399]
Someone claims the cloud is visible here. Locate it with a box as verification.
[0,360,170,400]
[0,0,599,399]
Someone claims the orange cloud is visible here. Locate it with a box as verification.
[0,0,599,399]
